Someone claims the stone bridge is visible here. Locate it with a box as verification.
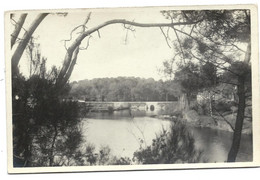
[78,100,180,113]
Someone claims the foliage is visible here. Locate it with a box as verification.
[69,77,180,102]
[12,72,85,167]
[174,62,202,98]
[75,144,131,166]
[133,121,203,164]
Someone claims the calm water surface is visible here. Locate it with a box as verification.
[82,110,252,162]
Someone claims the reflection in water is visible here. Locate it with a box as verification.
[190,127,252,162]
[83,110,252,163]
[83,117,171,158]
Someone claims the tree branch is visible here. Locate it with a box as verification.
[172,27,185,63]
[79,35,92,50]
[11,13,27,48]
[189,51,240,77]
[174,28,236,65]
[62,12,91,50]
[212,105,235,131]
[217,80,238,86]
[57,18,200,86]
[58,46,80,88]
[189,24,195,36]
[159,27,171,48]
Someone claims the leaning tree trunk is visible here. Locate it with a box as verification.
[227,75,246,162]
[11,13,27,48]
[11,13,48,74]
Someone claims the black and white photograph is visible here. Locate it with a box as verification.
[4,5,260,173]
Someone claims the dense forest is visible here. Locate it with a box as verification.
[69,77,181,102]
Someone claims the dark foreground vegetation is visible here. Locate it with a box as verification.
[12,72,83,166]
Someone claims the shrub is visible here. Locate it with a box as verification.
[107,106,114,113]
[12,74,83,167]
[133,121,203,164]
[80,144,131,165]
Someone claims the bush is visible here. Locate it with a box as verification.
[133,121,203,164]
[107,106,114,113]
[12,74,83,167]
[80,144,131,165]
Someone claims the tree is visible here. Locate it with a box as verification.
[160,10,251,162]
[133,121,203,164]
[174,62,202,104]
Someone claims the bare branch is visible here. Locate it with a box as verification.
[84,12,91,25]
[159,27,171,48]
[123,23,136,32]
[189,24,195,36]
[57,18,201,86]
[62,12,92,50]
[172,27,185,63]
[79,35,92,50]
[62,24,84,50]
[123,21,136,44]
[97,30,101,38]
[10,15,28,33]
[124,29,129,45]
[212,106,235,131]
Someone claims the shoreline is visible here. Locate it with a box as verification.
[155,113,252,135]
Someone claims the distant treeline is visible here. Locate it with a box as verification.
[69,77,181,102]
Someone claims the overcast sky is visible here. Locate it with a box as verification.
[16,8,178,82]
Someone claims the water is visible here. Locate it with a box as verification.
[82,110,253,163]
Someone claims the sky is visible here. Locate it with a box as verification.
[15,8,178,82]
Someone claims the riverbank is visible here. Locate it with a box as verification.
[156,110,252,135]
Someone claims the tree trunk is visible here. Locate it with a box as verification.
[56,47,80,88]
[180,93,189,112]
[227,40,250,162]
[227,76,246,162]
[11,13,27,48]
[49,125,58,166]
[209,91,213,117]
[12,13,48,74]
